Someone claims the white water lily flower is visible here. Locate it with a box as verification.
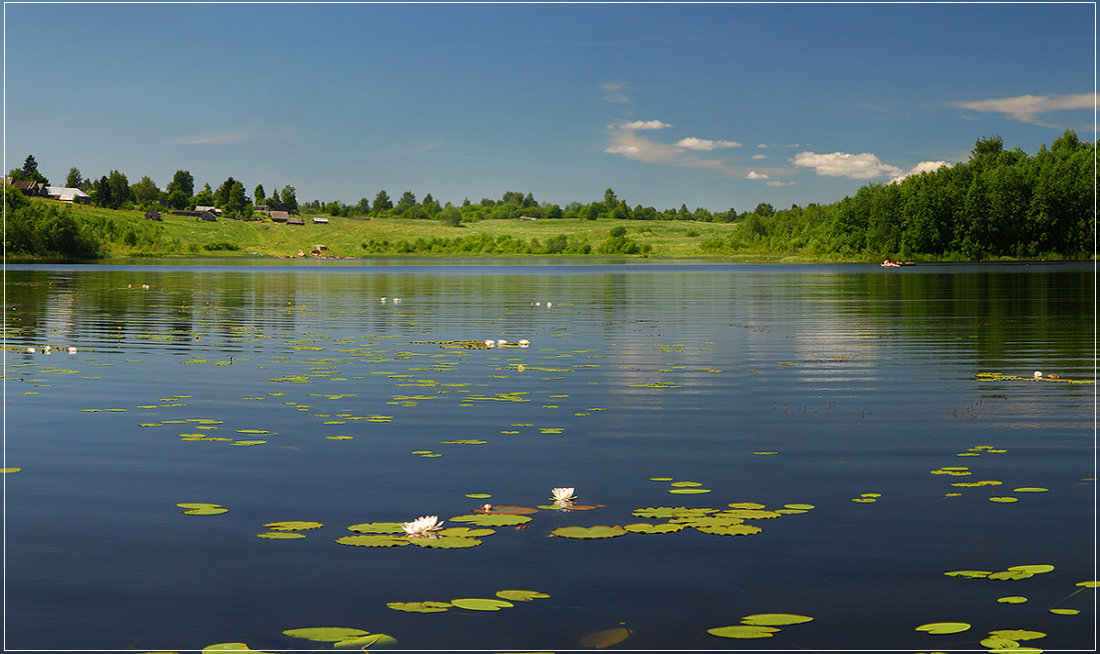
[402,515,444,537]
[550,487,576,503]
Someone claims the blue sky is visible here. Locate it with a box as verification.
[4,2,1095,212]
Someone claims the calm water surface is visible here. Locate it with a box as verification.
[3,261,1094,652]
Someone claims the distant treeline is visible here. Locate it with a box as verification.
[702,131,1094,259]
[5,131,1094,259]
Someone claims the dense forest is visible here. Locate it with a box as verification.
[4,131,1094,259]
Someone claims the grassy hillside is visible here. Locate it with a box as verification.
[14,198,789,260]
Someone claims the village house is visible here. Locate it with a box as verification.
[46,186,92,204]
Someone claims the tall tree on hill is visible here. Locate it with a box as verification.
[280,185,298,211]
[10,155,49,185]
[167,170,194,198]
[106,170,132,209]
[253,184,265,204]
[131,175,161,206]
[65,167,83,189]
[372,190,392,215]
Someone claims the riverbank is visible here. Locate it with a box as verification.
[5,197,1089,263]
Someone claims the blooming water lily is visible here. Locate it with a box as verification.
[550,487,576,507]
[402,515,444,537]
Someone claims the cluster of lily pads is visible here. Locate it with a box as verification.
[929,444,1053,503]
[387,588,550,613]
[707,612,814,639]
[976,370,1093,384]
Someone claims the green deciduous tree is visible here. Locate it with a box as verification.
[167,170,194,198]
[131,175,161,206]
[65,167,83,189]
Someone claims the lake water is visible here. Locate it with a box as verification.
[3,260,1094,652]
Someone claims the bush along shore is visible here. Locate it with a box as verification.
[4,132,1093,262]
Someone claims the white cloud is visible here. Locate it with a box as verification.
[618,119,673,131]
[677,137,742,150]
[792,151,902,179]
[766,180,796,187]
[751,154,766,160]
[953,92,1095,127]
[746,171,769,179]
[889,160,952,184]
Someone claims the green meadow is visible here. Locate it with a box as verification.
[13,198,789,261]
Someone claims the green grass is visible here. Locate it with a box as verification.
[22,199,766,260]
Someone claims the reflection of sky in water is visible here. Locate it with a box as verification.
[3,262,1093,651]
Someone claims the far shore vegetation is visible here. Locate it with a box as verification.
[4,132,1094,262]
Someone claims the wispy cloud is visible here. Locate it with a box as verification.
[604,121,788,182]
[601,80,631,104]
[677,137,742,151]
[952,92,1095,127]
[168,124,277,146]
[791,151,902,179]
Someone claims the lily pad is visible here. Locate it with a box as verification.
[783,503,815,510]
[915,622,971,634]
[1050,608,1080,615]
[727,502,766,509]
[496,589,550,601]
[623,522,685,534]
[333,633,397,649]
[1,467,21,474]
[335,534,409,547]
[387,601,452,613]
[668,488,711,494]
[1012,487,1048,492]
[257,532,306,539]
[707,625,780,639]
[694,524,763,536]
[944,570,991,579]
[989,569,1034,581]
[988,629,1045,640]
[178,502,227,516]
[996,596,1028,604]
[347,522,405,533]
[989,496,1018,503]
[283,627,369,642]
[633,506,716,519]
[550,525,628,539]
[740,613,813,626]
[1007,564,1053,574]
[437,527,495,538]
[473,505,539,515]
[450,597,514,611]
[264,521,323,531]
[979,635,1019,649]
[722,509,782,519]
[409,536,482,548]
